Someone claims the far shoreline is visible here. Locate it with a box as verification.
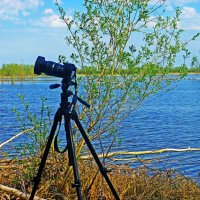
[0,73,200,82]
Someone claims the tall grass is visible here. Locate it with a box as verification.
[1,157,200,199]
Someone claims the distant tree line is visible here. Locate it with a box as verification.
[0,64,34,79]
[0,63,199,78]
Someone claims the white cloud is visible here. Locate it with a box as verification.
[167,0,199,6]
[147,3,200,30]
[26,0,43,8]
[165,0,199,12]
[44,9,54,15]
[180,7,200,30]
[41,8,73,28]
[161,0,200,30]
[146,16,157,28]
[0,0,69,28]
[0,0,43,21]
[22,11,30,16]
[41,13,66,28]
[181,7,198,18]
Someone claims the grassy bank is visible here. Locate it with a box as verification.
[1,155,200,199]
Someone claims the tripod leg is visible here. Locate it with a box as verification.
[64,114,82,200]
[29,110,61,200]
[72,112,120,200]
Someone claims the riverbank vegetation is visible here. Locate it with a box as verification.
[0,63,200,80]
[1,155,200,199]
[0,64,34,79]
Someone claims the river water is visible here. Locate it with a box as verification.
[0,75,200,182]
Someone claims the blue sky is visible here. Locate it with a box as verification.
[0,0,200,66]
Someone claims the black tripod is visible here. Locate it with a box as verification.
[29,79,120,200]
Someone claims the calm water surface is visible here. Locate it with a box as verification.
[0,75,200,181]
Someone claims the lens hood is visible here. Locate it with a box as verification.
[34,56,45,75]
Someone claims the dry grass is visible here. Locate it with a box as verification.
[1,155,200,200]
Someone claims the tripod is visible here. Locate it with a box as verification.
[29,79,120,200]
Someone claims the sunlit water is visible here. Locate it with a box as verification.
[0,75,200,182]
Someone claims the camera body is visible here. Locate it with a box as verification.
[34,56,76,80]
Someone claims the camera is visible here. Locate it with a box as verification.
[34,56,76,80]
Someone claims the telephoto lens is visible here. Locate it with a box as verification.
[34,56,76,79]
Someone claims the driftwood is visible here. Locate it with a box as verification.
[0,184,45,200]
[81,147,200,160]
[0,128,34,149]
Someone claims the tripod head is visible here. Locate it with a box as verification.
[49,78,75,90]
[49,78,90,109]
